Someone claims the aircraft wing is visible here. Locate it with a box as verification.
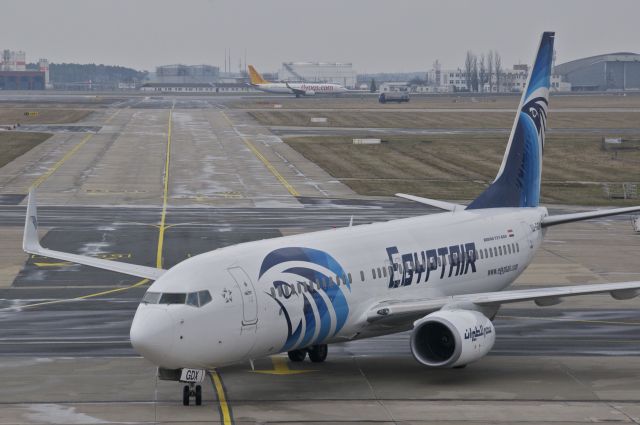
[23,191,166,281]
[285,82,306,96]
[366,281,640,323]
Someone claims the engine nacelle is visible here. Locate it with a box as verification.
[410,309,495,368]
[304,90,315,96]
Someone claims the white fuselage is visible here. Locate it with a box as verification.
[130,207,547,369]
[252,82,348,95]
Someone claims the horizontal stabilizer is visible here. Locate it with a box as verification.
[395,193,463,211]
[541,205,640,227]
[23,191,165,280]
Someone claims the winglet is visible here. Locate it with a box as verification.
[23,190,42,254]
[395,193,464,212]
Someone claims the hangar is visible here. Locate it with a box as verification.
[554,52,640,91]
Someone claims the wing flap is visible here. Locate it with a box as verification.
[367,281,640,322]
[23,191,166,281]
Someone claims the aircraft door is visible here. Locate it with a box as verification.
[227,267,258,325]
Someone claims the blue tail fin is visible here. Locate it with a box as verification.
[467,32,555,210]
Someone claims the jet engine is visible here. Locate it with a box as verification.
[303,90,315,96]
[410,309,495,368]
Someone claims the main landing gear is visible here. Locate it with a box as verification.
[182,383,202,406]
[288,344,328,363]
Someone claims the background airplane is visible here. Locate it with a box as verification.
[248,65,348,97]
[22,32,640,406]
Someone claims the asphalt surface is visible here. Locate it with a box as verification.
[2,92,640,424]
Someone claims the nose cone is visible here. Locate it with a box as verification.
[130,306,176,366]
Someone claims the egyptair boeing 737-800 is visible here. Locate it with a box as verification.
[23,32,640,405]
[248,65,348,97]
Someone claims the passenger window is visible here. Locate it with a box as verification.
[382,267,387,277]
[489,248,493,258]
[186,292,199,307]
[516,243,520,252]
[498,246,503,256]
[484,248,488,258]
[371,269,376,279]
[198,290,212,306]
[269,287,276,298]
[377,268,382,278]
[360,270,365,282]
[348,273,352,284]
[507,245,512,254]
[493,247,498,257]
[512,243,516,252]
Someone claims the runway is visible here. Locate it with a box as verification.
[1,93,640,424]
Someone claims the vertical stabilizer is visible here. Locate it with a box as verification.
[467,32,555,209]
[248,65,269,85]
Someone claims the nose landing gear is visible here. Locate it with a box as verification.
[288,344,328,363]
[182,383,202,406]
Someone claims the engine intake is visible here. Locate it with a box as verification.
[410,309,495,368]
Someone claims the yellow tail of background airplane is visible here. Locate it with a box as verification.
[248,65,269,85]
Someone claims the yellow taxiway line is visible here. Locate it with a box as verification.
[253,355,315,375]
[15,108,174,310]
[29,133,94,190]
[210,370,233,425]
[156,107,173,268]
[16,278,149,309]
[220,111,299,197]
[28,108,120,191]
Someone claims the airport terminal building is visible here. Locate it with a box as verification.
[554,52,640,91]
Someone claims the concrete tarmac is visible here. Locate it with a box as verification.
[1,93,640,424]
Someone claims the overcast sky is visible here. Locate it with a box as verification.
[4,0,639,73]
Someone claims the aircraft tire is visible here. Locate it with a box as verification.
[182,385,190,406]
[308,344,328,362]
[288,349,307,362]
[195,385,202,406]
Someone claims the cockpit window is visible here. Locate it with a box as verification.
[159,293,186,304]
[198,290,212,306]
[186,292,199,307]
[141,290,212,307]
[142,291,161,304]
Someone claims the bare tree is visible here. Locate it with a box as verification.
[487,50,494,92]
[464,51,474,91]
[471,55,479,92]
[479,54,486,93]
[494,52,502,93]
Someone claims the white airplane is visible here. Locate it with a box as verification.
[23,32,640,406]
[248,65,348,97]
